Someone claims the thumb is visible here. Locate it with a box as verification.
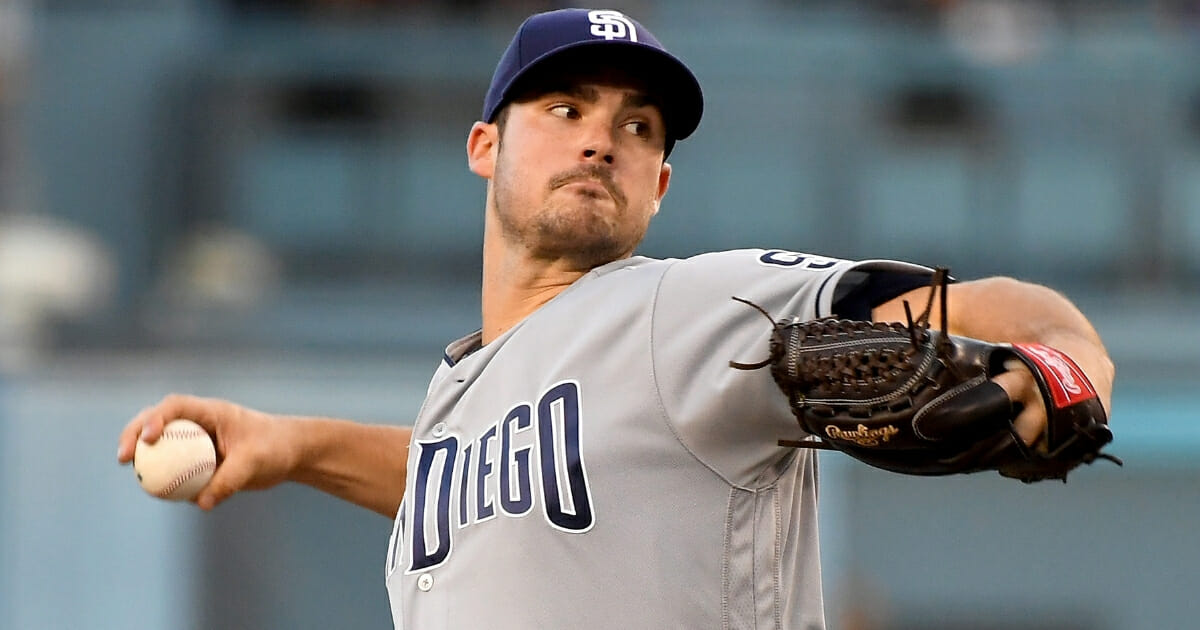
[1009,401,1048,449]
[194,456,254,511]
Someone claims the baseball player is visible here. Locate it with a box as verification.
[117,9,1115,629]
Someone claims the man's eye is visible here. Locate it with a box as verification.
[623,121,650,136]
[549,105,579,119]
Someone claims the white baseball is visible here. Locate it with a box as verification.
[133,419,216,501]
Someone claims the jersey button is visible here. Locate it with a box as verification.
[417,573,434,592]
[431,423,447,438]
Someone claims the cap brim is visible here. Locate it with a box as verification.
[495,40,703,143]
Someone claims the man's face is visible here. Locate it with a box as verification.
[484,76,672,270]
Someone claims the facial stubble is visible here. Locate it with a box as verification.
[492,146,654,270]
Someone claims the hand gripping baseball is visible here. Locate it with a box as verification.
[729,269,1121,482]
[118,394,298,509]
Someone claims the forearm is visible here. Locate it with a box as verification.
[286,418,412,518]
[938,277,1101,345]
[875,276,1114,411]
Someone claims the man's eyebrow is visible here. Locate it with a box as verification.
[621,91,658,111]
[545,84,657,110]
[550,84,600,102]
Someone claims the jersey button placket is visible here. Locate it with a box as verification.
[416,573,434,592]
[431,423,447,438]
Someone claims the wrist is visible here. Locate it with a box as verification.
[281,415,321,485]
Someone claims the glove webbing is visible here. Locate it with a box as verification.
[730,269,961,450]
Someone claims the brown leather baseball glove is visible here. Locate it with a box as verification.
[730,269,1120,482]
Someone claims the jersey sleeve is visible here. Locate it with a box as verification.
[649,249,932,487]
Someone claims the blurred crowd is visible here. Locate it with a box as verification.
[0,1,115,371]
[1,0,1198,372]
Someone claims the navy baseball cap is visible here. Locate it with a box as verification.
[482,8,703,157]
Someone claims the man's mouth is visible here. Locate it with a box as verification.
[561,178,608,195]
[550,170,625,207]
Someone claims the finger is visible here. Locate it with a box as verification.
[991,366,1047,448]
[137,397,179,443]
[147,393,231,439]
[158,394,234,434]
[117,412,148,463]
[118,394,215,463]
[117,401,173,463]
[1010,403,1046,448]
[194,453,254,511]
[991,369,1028,404]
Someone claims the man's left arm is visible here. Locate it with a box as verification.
[873,275,1114,445]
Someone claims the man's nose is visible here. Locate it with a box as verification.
[582,148,614,164]
[579,122,616,164]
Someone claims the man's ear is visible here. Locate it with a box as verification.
[653,161,672,214]
[467,121,498,179]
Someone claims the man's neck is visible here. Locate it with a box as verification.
[479,228,593,345]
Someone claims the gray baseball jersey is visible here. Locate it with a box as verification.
[385,249,932,630]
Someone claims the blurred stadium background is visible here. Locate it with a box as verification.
[0,1,1196,629]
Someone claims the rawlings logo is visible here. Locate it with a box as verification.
[826,424,900,447]
[1023,345,1082,395]
[588,10,638,41]
[1012,343,1096,408]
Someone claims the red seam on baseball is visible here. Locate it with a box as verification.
[156,460,216,498]
[162,426,208,440]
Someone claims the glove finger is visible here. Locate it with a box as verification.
[914,380,1013,442]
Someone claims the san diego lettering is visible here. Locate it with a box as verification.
[407,380,595,573]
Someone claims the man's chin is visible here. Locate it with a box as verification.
[532,232,630,269]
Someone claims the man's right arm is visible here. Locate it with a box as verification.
[117,394,411,518]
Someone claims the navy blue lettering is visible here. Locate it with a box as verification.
[760,250,838,269]
[499,404,534,516]
[475,425,498,521]
[403,382,597,573]
[537,381,594,531]
[387,498,405,574]
[458,443,472,527]
[409,437,458,572]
